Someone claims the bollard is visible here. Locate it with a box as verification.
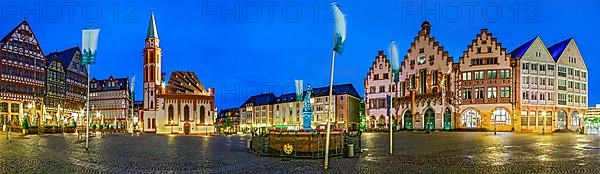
[247,139,252,150]
[347,144,354,158]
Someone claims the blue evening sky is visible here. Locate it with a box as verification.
[0,0,598,110]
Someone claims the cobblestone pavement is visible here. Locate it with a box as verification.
[1,131,599,173]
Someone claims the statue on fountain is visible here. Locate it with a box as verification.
[302,84,314,131]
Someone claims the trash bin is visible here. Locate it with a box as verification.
[247,139,252,150]
[347,144,354,157]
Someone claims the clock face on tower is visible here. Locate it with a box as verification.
[418,55,426,65]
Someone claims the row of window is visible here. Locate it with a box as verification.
[557,93,586,104]
[1,65,45,81]
[461,70,511,81]
[462,87,510,99]
[522,91,553,101]
[557,79,587,91]
[372,73,390,80]
[0,83,43,95]
[1,51,45,68]
[522,63,554,72]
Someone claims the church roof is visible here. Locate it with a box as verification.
[166,71,207,95]
[548,38,573,61]
[147,12,159,39]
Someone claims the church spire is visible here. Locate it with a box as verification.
[147,12,158,39]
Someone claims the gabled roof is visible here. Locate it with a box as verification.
[46,46,80,68]
[510,36,537,59]
[312,84,361,99]
[45,52,64,66]
[241,93,277,107]
[1,20,45,56]
[90,76,129,92]
[147,12,159,39]
[548,38,573,61]
[0,21,28,43]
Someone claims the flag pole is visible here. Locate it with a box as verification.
[85,63,90,150]
[324,49,336,170]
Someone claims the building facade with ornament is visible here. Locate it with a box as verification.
[396,22,455,130]
[364,51,395,129]
[140,12,216,135]
[0,21,46,129]
[455,29,519,132]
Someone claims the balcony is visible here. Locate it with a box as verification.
[530,70,538,75]
[539,71,546,75]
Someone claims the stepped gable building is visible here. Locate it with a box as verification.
[141,12,216,135]
[455,29,519,131]
[511,37,555,132]
[364,50,394,129]
[0,21,46,127]
[548,38,587,131]
[397,21,455,130]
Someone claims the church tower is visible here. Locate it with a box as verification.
[143,12,161,110]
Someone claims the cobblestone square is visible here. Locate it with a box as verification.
[1,132,599,173]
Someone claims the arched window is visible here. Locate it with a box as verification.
[491,108,510,125]
[461,109,481,128]
[572,111,580,126]
[199,106,205,124]
[184,105,190,121]
[168,105,174,122]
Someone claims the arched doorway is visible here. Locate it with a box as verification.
[557,110,567,129]
[403,110,412,129]
[461,109,481,128]
[443,108,452,130]
[424,108,435,130]
[571,111,580,128]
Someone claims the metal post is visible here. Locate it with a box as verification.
[85,64,90,150]
[131,90,134,136]
[389,73,394,155]
[324,50,336,170]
